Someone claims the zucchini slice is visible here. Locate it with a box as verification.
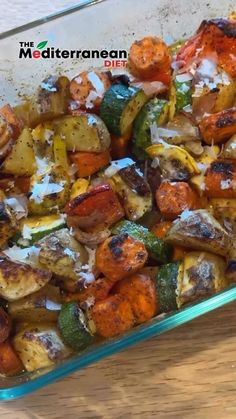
[156,262,182,312]
[133,98,169,152]
[112,220,172,263]
[169,75,192,119]
[58,302,94,350]
[100,84,148,135]
[11,214,66,247]
[146,143,200,181]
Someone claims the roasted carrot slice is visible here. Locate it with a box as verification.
[91,294,135,337]
[151,221,172,238]
[70,71,111,111]
[0,104,23,139]
[96,234,148,282]
[205,160,236,198]
[199,108,236,145]
[65,277,115,304]
[128,36,171,82]
[114,273,158,324]
[110,132,131,159]
[156,181,198,220]
[177,19,236,77]
[0,340,23,376]
[69,150,111,177]
[65,183,124,231]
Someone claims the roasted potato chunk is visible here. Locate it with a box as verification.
[177,251,227,307]
[13,324,71,372]
[0,254,51,301]
[8,284,62,323]
[28,165,70,215]
[166,209,230,256]
[37,228,89,292]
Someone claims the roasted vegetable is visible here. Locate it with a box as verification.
[177,251,227,307]
[133,98,169,153]
[205,160,236,198]
[14,76,70,127]
[166,209,230,256]
[107,159,152,221]
[110,132,131,159]
[222,134,236,159]
[65,183,124,231]
[146,144,200,181]
[156,181,198,220]
[100,84,148,135]
[0,341,23,376]
[28,165,70,215]
[151,221,172,238]
[37,228,88,292]
[12,214,66,247]
[112,220,171,263]
[91,294,135,337]
[199,108,236,145]
[53,134,69,172]
[70,70,111,112]
[53,114,111,152]
[58,302,94,350]
[0,104,23,139]
[1,127,36,176]
[0,200,18,248]
[0,254,51,301]
[0,307,11,343]
[95,234,148,282]
[128,36,171,83]
[13,324,71,372]
[70,150,111,178]
[65,277,114,305]
[169,75,192,119]
[190,145,220,193]
[176,19,236,78]
[156,262,182,312]
[209,198,236,231]
[114,273,158,323]
[70,178,89,199]
[8,284,62,323]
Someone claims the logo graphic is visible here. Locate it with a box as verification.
[19,41,128,68]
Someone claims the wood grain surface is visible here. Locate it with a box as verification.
[1,2,236,418]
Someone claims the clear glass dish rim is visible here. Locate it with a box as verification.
[0,0,105,40]
[0,0,236,400]
[1,285,236,399]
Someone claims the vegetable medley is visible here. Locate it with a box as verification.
[0,16,235,376]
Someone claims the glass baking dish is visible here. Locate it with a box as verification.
[0,0,235,400]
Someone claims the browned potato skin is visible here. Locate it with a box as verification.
[91,294,135,337]
[0,307,11,343]
[70,71,111,111]
[0,254,52,301]
[114,273,158,324]
[95,234,148,282]
[199,108,236,144]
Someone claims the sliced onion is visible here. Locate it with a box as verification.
[73,227,111,246]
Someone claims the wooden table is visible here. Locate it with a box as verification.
[1,2,236,418]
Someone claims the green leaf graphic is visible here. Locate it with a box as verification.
[36,40,48,49]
